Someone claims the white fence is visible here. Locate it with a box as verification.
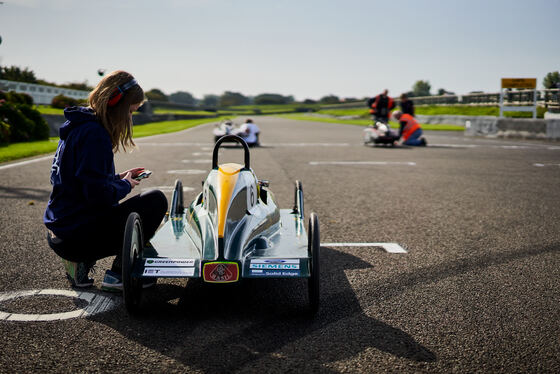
[0,79,89,104]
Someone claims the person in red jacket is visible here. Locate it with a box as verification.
[366,89,395,123]
[392,110,427,146]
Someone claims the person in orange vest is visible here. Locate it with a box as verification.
[366,89,395,123]
[392,110,427,146]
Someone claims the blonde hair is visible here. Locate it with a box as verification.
[88,70,144,152]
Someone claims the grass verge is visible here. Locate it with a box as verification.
[278,114,465,131]
[0,117,228,164]
[0,138,60,163]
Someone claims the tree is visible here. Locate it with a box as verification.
[254,93,293,105]
[145,88,168,102]
[543,71,560,89]
[201,94,219,108]
[169,91,196,106]
[61,81,92,91]
[437,88,455,96]
[412,80,431,97]
[219,91,249,107]
[0,65,37,83]
[319,95,340,104]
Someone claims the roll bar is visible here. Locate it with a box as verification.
[212,135,250,170]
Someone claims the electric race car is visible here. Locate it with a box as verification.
[121,135,320,315]
[213,119,245,143]
[363,121,399,146]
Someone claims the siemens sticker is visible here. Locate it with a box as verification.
[250,263,300,270]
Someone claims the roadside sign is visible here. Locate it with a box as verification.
[501,78,537,89]
[499,78,537,118]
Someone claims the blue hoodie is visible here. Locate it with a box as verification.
[44,106,131,238]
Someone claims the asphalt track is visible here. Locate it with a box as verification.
[1,117,559,373]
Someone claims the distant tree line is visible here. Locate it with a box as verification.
[3,65,559,109]
[0,65,93,91]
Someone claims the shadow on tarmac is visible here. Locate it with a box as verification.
[0,185,50,200]
[93,247,436,372]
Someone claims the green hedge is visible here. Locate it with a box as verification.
[0,90,50,144]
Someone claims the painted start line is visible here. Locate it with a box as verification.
[0,289,117,322]
[0,243,404,322]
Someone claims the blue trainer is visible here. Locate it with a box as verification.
[101,270,123,292]
[62,259,95,288]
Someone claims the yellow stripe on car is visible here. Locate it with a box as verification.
[217,163,242,238]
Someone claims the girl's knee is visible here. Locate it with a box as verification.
[141,189,168,214]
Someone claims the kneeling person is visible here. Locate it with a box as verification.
[392,110,427,146]
[44,70,168,291]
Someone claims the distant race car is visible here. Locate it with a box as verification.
[212,119,245,143]
[363,122,399,146]
[121,135,320,315]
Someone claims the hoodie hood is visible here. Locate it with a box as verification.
[60,106,97,140]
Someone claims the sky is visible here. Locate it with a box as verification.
[0,0,559,101]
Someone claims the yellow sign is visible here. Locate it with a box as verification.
[501,78,537,89]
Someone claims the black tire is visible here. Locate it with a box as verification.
[122,212,144,314]
[294,180,304,220]
[307,212,320,315]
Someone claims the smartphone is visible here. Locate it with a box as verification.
[134,170,152,181]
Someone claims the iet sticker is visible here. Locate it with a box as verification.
[143,267,195,277]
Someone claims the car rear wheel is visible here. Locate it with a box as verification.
[122,212,144,314]
[307,212,320,315]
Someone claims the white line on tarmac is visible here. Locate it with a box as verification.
[0,289,117,322]
[310,161,416,166]
[0,155,53,170]
[322,242,408,253]
[181,159,213,163]
[262,143,351,147]
[533,163,560,167]
[136,142,214,146]
[142,186,196,192]
[167,169,207,175]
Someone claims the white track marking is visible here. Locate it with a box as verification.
[138,142,351,147]
[142,186,196,192]
[192,152,213,156]
[429,144,480,148]
[0,155,53,170]
[0,289,117,322]
[167,169,207,175]
[322,242,408,253]
[310,161,416,166]
[181,159,212,164]
[263,143,351,147]
[533,163,560,167]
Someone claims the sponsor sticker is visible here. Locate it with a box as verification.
[202,262,239,283]
[143,267,195,277]
[144,258,195,267]
[250,263,299,270]
[249,269,301,277]
[250,259,300,270]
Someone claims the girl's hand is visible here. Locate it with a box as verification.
[120,167,145,179]
[123,172,140,189]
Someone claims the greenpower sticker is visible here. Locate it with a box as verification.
[144,258,195,267]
